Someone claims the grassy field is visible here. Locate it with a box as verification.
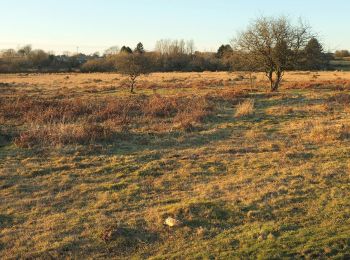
[1,71,350,259]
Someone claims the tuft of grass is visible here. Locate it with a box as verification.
[234,99,255,118]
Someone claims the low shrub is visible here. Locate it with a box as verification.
[144,95,179,117]
[4,93,216,147]
[14,123,113,148]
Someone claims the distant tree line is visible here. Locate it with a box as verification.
[0,27,342,75]
[334,50,350,58]
[0,45,97,73]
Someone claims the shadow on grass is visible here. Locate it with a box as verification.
[0,214,14,228]
[166,201,245,230]
[0,131,13,148]
[100,126,234,157]
[100,225,159,256]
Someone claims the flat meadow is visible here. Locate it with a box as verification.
[1,71,350,258]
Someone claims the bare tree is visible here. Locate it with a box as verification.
[116,52,150,93]
[231,51,258,90]
[104,46,120,56]
[155,39,194,55]
[155,39,171,54]
[233,16,312,91]
[186,40,195,55]
[17,45,32,57]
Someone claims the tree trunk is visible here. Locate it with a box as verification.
[271,82,279,92]
[130,77,136,93]
[271,70,283,92]
[130,81,135,93]
[267,70,274,92]
[249,72,253,91]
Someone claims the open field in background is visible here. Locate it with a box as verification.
[1,71,350,258]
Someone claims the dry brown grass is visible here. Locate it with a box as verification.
[173,97,213,131]
[266,103,331,116]
[305,121,350,143]
[14,123,113,148]
[1,91,215,147]
[234,99,255,118]
[327,93,350,104]
[1,71,350,259]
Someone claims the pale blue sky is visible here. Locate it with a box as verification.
[1,0,349,54]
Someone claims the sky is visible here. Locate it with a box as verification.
[1,0,350,54]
